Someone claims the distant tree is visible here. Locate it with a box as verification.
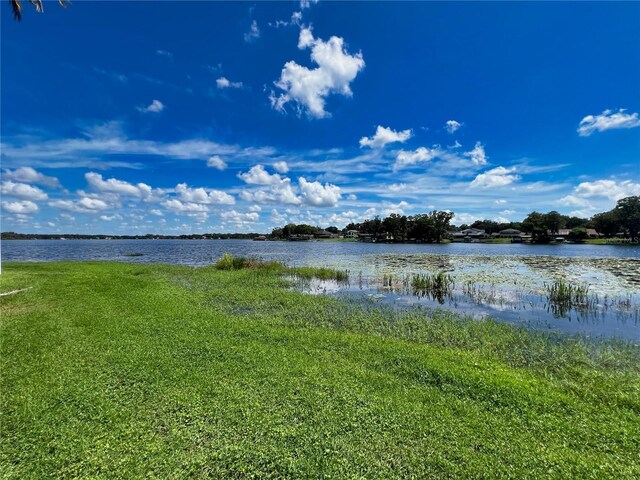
[543,211,565,235]
[431,210,455,243]
[522,212,551,243]
[568,227,588,243]
[361,216,384,238]
[271,227,284,239]
[325,226,339,234]
[382,214,409,242]
[615,196,640,241]
[470,219,500,234]
[565,216,588,229]
[10,0,69,21]
[591,211,619,238]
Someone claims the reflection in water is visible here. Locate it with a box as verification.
[291,265,640,341]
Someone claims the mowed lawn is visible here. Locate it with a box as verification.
[1,262,639,478]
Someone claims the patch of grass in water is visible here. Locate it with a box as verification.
[214,253,348,282]
[410,271,455,303]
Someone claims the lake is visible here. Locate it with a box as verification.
[2,239,639,340]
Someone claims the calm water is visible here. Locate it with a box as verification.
[2,238,639,264]
[2,239,639,340]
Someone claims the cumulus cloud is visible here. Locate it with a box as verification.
[216,77,243,89]
[359,126,412,149]
[49,198,109,213]
[394,147,440,170]
[445,120,462,134]
[2,167,61,188]
[271,26,365,118]
[465,142,488,165]
[244,20,260,42]
[206,155,228,170]
[273,161,290,174]
[175,183,235,205]
[85,172,154,200]
[162,199,209,213]
[137,99,165,113]
[573,179,640,200]
[577,109,640,136]
[240,181,301,206]
[238,165,284,185]
[221,210,260,225]
[1,200,39,214]
[470,166,520,188]
[1,181,48,201]
[100,214,123,221]
[298,177,341,207]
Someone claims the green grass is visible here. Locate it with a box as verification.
[1,262,639,478]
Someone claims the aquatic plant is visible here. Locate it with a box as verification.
[544,280,593,316]
[410,271,455,303]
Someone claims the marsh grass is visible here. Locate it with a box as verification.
[1,262,639,479]
[544,280,595,316]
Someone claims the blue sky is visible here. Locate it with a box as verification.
[2,1,639,234]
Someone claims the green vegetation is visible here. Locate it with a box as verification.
[411,272,455,303]
[2,262,639,478]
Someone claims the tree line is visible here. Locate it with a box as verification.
[272,196,640,244]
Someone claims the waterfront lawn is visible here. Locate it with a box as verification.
[1,262,639,479]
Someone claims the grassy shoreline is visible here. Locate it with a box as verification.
[1,262,639,478]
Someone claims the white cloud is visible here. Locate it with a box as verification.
[221,210,260,225]
[162,199,209,213]
[1,200,39,214]
[207,155,228,170]
[559,195,592,208]
[244,20,260,42]
[2,167,61,188]
[298,177,341,207]
[85,172,154,199]
[300,0,318,9]
[395,147,440,169]
[271,26,365,118]
[573,179,640,200]
[465,142,487,165]
[470,166,520,188]
[359,125,412,149]
[273,161,290,174]
[238,165,283,185]
[240,180,301,206]
[149,209,164,216]
[1,181,48,201]
[494,199,507,205]
[156,50,173,59]
[445,120,462,134]
[577,109,640,136]
[49,198,109,213]
[100,214,123,221]
[216,77,243,89]
[137,99,165,113]
[175,183,235,205]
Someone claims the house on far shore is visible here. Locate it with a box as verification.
[314,229,339,239]
[450,228,490,242]
[496,228,522,238]
[289,234,313,241]
[344,230,359,239]
[358,233,376,243]
[548,228,601,240]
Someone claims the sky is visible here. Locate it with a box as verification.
[1,1,639,234]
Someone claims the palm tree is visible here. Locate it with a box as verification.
[10,0,69,21]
